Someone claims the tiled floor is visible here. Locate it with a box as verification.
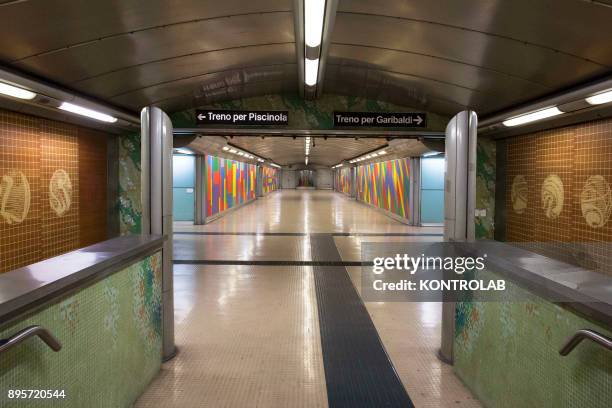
[136,190,480,408]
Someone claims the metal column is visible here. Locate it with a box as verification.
[194,155,207,225]
[141,106,176,361]
[439,110,477,364]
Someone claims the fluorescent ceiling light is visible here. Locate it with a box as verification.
[305,58,319,86]
[423,151,441,157]
[229,148,237,153]
[378,150,386,155]
[0,82,36,100]
[502,106,562,127]
[59,102,117,123]
[304,0,325,48]
[175,148,192,155]
[586,89,612,105]
[222,146,230,151]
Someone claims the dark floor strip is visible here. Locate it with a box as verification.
[310,234,414,408]
[173,259,370,267]
[174,231,442,237]
[333,232,442,237]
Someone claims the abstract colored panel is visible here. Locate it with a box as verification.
[356,158,410,219]
[298,170,314,187]
[262,166,279,194]
[335,167,351,195]
[206,155,256,217]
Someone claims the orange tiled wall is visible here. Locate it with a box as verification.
[0,109,108,273]
[505,117,612,274]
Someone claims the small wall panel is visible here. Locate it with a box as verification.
[262,166,279,195]
[335,167,351,195]
[78,128,108,247]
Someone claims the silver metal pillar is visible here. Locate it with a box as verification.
[141,106,176,361]
[439,110,477,364]
[194,155,207,225]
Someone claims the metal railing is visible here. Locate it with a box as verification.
[559,329,612,356]
[0,325,62,354]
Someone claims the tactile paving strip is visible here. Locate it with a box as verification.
[310,234,414,408]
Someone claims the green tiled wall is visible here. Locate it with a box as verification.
[454,270,612,408]
[118,132,142,235]
[476,137,496,239]
[0,253,162,408]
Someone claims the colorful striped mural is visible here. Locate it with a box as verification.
[298,170,314,187]
[206,155,256,217]
[335,167,352,195]
[356,158,410,219]
[262,166,280,194]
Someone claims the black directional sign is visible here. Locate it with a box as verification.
[333,111,427,128]
[196,110,288,126]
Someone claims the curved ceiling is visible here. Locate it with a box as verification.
[0,0,611,117]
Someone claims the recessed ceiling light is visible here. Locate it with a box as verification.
[304,0,325,48]
[305,58,319,87]
[502,106,562,127]
[586,89,612,105]
[0,82,36,100]
[59,102,118,123]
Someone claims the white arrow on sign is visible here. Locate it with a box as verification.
[197,113,206,120]
[414,115,423,125]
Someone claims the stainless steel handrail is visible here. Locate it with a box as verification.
[559,329,612,356]
[0,325,62,354]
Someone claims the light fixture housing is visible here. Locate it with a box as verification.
[502,106,563,127]
[304,0,325,48]
[0,82,36,100]
[305,58,319,86]
[59,102,118,123]
[585,89,612,105]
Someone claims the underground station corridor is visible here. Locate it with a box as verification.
[0,1,611,408]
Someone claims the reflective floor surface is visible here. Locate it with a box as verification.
[136,190,480,408]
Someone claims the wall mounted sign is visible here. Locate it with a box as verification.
[196,110,289,126]
[333,111,427,128]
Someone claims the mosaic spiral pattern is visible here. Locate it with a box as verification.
[0,170,30,225]
[511,175,528,214]
[580,175,612,228]
[49,169,73,216]
[541,174,564,219]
